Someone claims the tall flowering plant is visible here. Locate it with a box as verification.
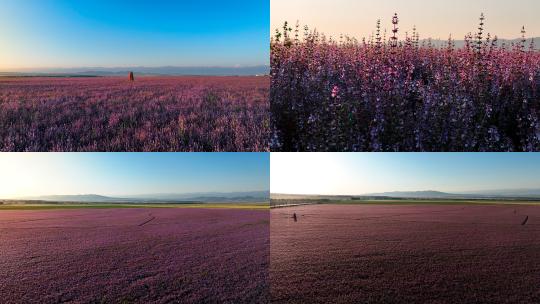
[271,14,540,151]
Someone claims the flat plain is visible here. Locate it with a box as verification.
[271,203,540,303]
[0,207,269,303]
[0,76,269,152]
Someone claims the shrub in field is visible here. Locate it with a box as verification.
[0,76,269,152]
[271,15,540,151]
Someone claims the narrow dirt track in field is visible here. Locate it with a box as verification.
[0,209,158,230]
[138,214,156,227]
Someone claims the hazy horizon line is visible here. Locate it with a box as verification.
[1,190,271,200]
[1,64,270,71]
[271,187,540,196]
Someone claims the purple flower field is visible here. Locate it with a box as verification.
[271,16,540,151]
[271,204,540,303]
[0,208,269,303]
[0,76,269,152]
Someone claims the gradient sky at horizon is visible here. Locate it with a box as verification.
[0,0,269,71]
[0,153,269,198]
[271,153,540,195]
[272,0,539,41]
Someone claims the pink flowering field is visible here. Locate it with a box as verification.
[0,76,269,152]
[271,204,540,303]
[271,15,540,151]
[0,208,269,303]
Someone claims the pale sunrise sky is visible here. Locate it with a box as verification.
[271,153,540,195]
[271,0,539,40]
[0,153,269,198]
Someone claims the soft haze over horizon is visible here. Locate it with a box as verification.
[0,153,269,199]
[0,0,269,71]
[272,0,540,40]
[271,153,540,196]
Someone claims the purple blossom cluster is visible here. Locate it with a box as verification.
[271,16,540,151]
[0,76,269,152]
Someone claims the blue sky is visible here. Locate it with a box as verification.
[0,0,269,70]
[271,153,540,195]
[0,153,269,198]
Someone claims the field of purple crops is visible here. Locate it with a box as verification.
[271,16,540,151]
[0,208,269,303]
[271,204,540,303]
[0,76,269,152]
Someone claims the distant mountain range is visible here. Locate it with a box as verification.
[365,191,459,198]
[19,191,270,203]
[365,189,540,199]
[419,38,538,50]
[124,191,270,202]
[460,188,540,197]
[272,188,540,200]
[28,195,129,203]
[0,66,270,77]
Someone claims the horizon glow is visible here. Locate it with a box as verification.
[0,153,269,199]
[271,153,540,195]
[271,0,540,41]
[0,0,269,71]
